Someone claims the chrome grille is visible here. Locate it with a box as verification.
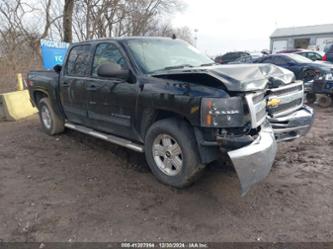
[246,91,267,128]
[268,81,304,118]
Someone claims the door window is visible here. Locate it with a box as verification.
[92,43,127,77]
[272,56,288,65]
[66,45,91,76]
[313,53,322,60]
[262,57,274,63]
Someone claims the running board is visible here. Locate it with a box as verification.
[64,123,144,153]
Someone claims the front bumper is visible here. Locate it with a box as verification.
[268,105,314,142]
[227,123,277,196]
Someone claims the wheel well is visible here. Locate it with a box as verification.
[154,110,188,123]
[34,91,48,106]
[303,68,316,74]
[141,109,192,139]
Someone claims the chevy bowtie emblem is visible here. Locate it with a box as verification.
[267,98,281,108]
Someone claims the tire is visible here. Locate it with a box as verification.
[303,69,316,83]
[38,98,64,135]
[317,94,333,108]
[144,118,205,188]
[306,93,317,104]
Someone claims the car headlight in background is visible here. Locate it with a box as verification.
[319,72,333,81]
[201,97,246,128]
[325,73,333,81]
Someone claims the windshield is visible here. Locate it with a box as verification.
[126,38,213,73]
[286,53,313,63]
[324,44,333,53]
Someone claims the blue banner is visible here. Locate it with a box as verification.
[40,39,69,70]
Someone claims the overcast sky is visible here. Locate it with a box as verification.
[172,0,333,56]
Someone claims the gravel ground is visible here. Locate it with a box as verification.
[0,106,332,242]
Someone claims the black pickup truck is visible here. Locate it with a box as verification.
[28,37,314,194]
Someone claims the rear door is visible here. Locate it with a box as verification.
[60,44,92,124]
[86,42,138,139]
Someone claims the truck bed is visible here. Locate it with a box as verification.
[27,70,61,113]
[28,70,59,86]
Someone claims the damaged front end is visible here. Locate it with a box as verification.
[155,64,314,195]
[223,80,314,195]
[225,80,313,195]
[202,65,314,195]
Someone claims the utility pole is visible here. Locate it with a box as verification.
[194,29,198,47]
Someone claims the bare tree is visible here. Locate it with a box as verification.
[0,0,62,91]
[147,22,194,44]
[0,0,192,92]
[63,0,75,42]
[71,0,186,41]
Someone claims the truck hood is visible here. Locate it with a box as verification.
[152,63,295,92]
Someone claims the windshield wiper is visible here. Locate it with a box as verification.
[152,64,194,73]
[200,62,218,67]
[163,64,194,70]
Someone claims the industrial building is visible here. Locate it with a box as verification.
[270,23,333,53]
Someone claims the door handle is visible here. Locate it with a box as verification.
[63,82,70,87]
[87,84,97,91]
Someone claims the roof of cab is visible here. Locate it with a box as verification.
[71,36,176,46]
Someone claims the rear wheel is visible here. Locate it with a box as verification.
[38,98,64,135]
[144,118,205,188]
[317,94,333,108]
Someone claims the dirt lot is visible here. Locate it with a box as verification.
[0,106,332,242]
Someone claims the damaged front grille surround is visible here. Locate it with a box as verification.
[267,81,304,118]
[245,81,305,129]
[245,91,267,128]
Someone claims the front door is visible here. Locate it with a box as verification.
[86,42,138,139]
[60,44,92,124]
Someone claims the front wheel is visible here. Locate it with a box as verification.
[144,118,205,188]
[306,93,317,104]
[303,70,316,83]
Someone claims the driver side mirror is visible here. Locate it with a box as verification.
[97,62,129,80]
[287,61,296,66]
[53,64,62,73]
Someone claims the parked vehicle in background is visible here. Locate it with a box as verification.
[306,79,333,107]
[277,49,326,62]
[255,53,333,83]
[277,49,305,54]
[255,53,333,107]
[28,37,314,195]
[215,51,266,65]
[215,51,250,64]
[227,54,253,64]
[323,44,333,63]
[249,52,265,61]
[295,50,324,61]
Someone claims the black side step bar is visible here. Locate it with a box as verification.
[64,123,144,153]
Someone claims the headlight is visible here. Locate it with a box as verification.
[201,97,245,128]
[325,73,333,81]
